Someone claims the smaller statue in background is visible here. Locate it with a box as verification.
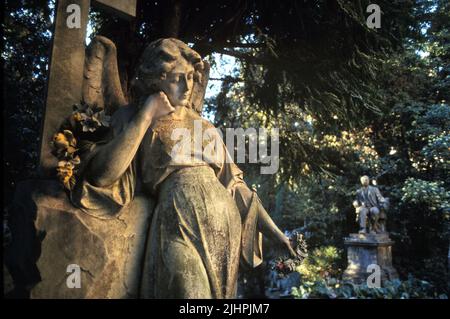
[353,175,389,234]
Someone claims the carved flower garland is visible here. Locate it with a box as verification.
[53,130,79,190]
[51,103,111,190]
[74,103,111,132]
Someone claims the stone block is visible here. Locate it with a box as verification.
[343,233,398,284]
[5,180,154,298]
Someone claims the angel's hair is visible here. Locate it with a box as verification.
[131,38,204,104]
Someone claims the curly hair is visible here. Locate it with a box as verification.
[131,38,204,106]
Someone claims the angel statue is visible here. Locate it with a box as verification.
[65,36,296,299]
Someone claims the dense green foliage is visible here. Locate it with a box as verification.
[291,247,447,299]
[3,0,449,297]
[296,246,345,283]
[3,0,52,200]
[292,276,447,299]
[208,0,450,294]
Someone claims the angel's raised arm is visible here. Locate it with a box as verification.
[86,93,173,187]
[80,36,175,187]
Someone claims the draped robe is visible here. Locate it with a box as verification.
[71,105,266,298]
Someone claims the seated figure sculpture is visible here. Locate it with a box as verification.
[70,38,295,298]
[352,175,389,234]
[344,176,397,283]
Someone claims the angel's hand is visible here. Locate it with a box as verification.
[142,91,175,124]
[274,234,297,258]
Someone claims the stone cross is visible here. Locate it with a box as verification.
[38,0,136,176]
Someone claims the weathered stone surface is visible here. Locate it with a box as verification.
[38,0,90,176]
[93,0,137,19]
[343,233,398,284]
[5,180,154,298]
[38,0,137,177]
[30,31,291,298]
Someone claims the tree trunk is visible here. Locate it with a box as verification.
[162,0,182,38]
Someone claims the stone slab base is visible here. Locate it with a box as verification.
[343,233,399,285]
[4,180,155,298]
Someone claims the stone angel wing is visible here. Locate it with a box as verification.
[82,35,127,115]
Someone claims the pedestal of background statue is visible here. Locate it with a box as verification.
[343,233,398,284]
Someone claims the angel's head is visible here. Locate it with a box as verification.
[132,38,204,107]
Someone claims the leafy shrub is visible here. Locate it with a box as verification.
[292,275,448,299]
[401,178,450,213]
[421,134,450,172]
[296,246,343,283]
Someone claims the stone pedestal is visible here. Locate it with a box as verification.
[4,180,154,298]
[343,233,398,284]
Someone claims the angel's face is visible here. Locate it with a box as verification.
[159,58,194,107]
